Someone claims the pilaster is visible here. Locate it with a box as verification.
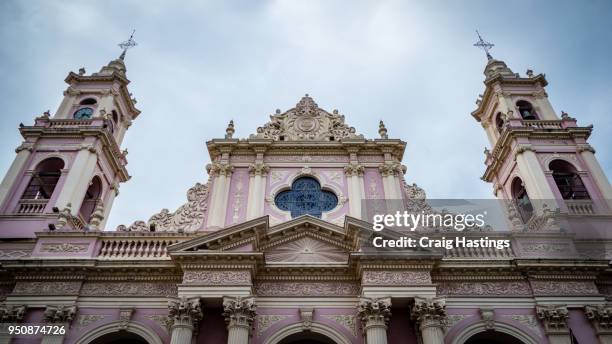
[223,296,256,344]
[578,147,612,212]
[54,145,98,215]
[247,162,268,219]
[41,304,76,344]
[206,162,234,228]
[410,297,446,344]
[0,142,33,210]
[585,305,612,344]
[358,297,391,344]
[168,297,203,344]
[536,304,571,344]
[0,303,25,344]
[344,162,364,218]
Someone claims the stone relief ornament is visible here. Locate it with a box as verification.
[358,297,392,329]
[182,270,251,285]
[507,315,542,337]
[76,315,105,330]
[324,314,357,337]
[13,281,81,296]
[0,304,26,322]
[445,315,469,330]
[223,296,257,328]
[118,182,210,233]
[436,281,531,296]
[44,305,77,323]
[585,304,612,332]
[536,305,569,334]
[40,243,89,253]
[530,281,599,296]
[168,297,203,328]
[254,282,359,296]
[362,271,431,286]
[257,315,289,336]
[145,315,170,332]
[251,95,363,142]
[411,297,446,329]
[0,250,29,259]
[265,237,347,264]
[80,282,177,296]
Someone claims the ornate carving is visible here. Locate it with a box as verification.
[119,308,133,330]
[251,95,362,141]
[0,304,26,322]
[0,250,29,259]
[445,314,469,329]
[531,281,598,296]
[324,314,357,337]
[40,243,89,253]
[88,202,105,230]
[265,237,347,263]
[207,162,234,177]
[299,307,313,330]
[254,282,359,296]
[168,297,203,328]
[480,308,495,330]
[344,163,364,177]
[223,296,256,329]
[378,161,405,177]
[507,315,542,337]
[436,281,531,296]
[120,182,210,233]
[257,315,289,336]
[76,315,105,330]
[411,297,446,330]
[362,271,431,286]
[536,305,569,334]
[13,282,81,295]
[145,315,170,332]
[80,282,177,296]
[585,305,612,333]
[249,162,269,176]
[358,297,391,330]
[182,270,251,285]
[44,305,77,323]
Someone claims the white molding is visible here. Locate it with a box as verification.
[263,321,351,344]
[255,297,359,308]
[451,320,538,344]
[73,320,163,344]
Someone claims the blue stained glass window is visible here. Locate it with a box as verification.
[274,177,338,218]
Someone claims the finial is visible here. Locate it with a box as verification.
[78,67,86,75]
[473,30,494,60]
[526,69,534,78]
[225,120,235,139]
[378,120,388,139]
[118,29,137,60]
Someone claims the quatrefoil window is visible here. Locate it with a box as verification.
[274,177,338,218]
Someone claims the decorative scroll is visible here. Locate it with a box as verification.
[531,281,599,296]
[44,305,77,323]
[436,281,531,296]
[257,315,289,336]
[251,95,362,141]
[182,270,251,285]
[118,182,210,233]
[362,271,431,286]
[40,243,89,253]
[80,282,177,296]
[76,315,105,330]
[223,296,256,328]
[13,282,81,295]
[254,282,359,296]
[358,297,391,329]
[324,314,357,337]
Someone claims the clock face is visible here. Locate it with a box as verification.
[73,107,93,119]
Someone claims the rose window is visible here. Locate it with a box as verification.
[274,177,338,218]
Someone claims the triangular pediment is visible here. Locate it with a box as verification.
[264,234,349,265]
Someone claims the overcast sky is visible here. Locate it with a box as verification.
[1,0,611,230]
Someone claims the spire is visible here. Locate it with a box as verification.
[473,30,494,60]
[95,30,137,77]
[118,30,137,61]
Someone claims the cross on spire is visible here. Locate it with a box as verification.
[473,30,494,60]
[118,30,137,60]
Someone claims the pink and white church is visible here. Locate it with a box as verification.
[0,46,611,344]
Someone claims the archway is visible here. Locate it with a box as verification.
[89,331,148,344]
[279,331,336,344]
[464,330,526,344]
[452,321,538,344]
[263,322,351,344]
[74,321,163,344]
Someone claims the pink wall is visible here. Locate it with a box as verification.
[196,307,227,344]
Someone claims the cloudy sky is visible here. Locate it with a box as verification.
[1,0,610,230]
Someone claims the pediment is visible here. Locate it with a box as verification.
[264,234,349,265]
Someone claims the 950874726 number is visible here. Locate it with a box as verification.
[7,324,66,336]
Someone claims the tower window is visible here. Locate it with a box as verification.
[21,158,64,200]
[79,176,102,223]
[511,177,533,222]
[112,110,120,124]
[79,98,97,106]
[274,177,338,218]
[495,112,504,134]
[549,160,590,199]
[516,100,537,120]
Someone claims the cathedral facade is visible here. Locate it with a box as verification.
[0,50,611,344]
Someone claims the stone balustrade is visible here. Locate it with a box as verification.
[97,236,182,259]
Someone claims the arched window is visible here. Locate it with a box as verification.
[79,176,102,223]
[112,110,120,124]
[495,112,504,134]
[275,177,338,218]
[79,98,97,106]
[511,177,533,222]
[549,160,590,199]
[516,100,537,120]
[21,158,64,200]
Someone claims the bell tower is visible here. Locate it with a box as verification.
[471,33,612,223]
[0,36,140,237]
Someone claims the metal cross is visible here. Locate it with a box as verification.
[118,30,137,60]
[473,30,494,60]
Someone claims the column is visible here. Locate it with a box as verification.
[206,162,233,228]
[247,162,268,219]
[411,297,446,344]
[579,146,612,211]
[344,163,364,218]
[0,143,33,210]
[223,296,256,344]
[515,147,558,213]
[54,145,98,214]
[99,182,119,229]
[358,297,391,344]
[379,162,405,200]
[585,305,612,344]
[0,304,25,344]
[168,297,203,344]
[536,305,572,344]
[42,304,76,344]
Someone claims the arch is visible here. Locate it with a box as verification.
[516,100,537,120]
[549,159,590,199]
[275,177,338,218]
[511,177,533,222]
[74,321,163,344]
[495,112,504,134]
[79,176,102,222]
[263,322,351,344]
[79,98,98,106]
[452,321,539,344]
[20,157,65,200]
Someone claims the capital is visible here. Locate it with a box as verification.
[223,296,256,329]
[410,297,446,330]
[536,304,569,334]
[206,162,234,177]
[167,297,203,329]
[44,304,77,324]
[585,304,612,334]
[343,162,364,177]
[358,297,391,330]
[248,162,269,176]
[0,303,26,323]
[379,161,405,177]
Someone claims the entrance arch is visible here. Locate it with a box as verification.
[74,321,163,344]
[452,321,538,344]
[263,322,351,344]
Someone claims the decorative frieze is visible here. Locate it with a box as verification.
[536,305,569,335]
[13,281,81,296]
[223,296,257,328]
[80,282,176,296]
[40,243,89,253]
[530,281,598,296]
[182,270,251,285]
[254,282,359,296]
[362,270,431,286]
[168,297,203,328]
[43,305,76,323]
[436,281,531,296]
